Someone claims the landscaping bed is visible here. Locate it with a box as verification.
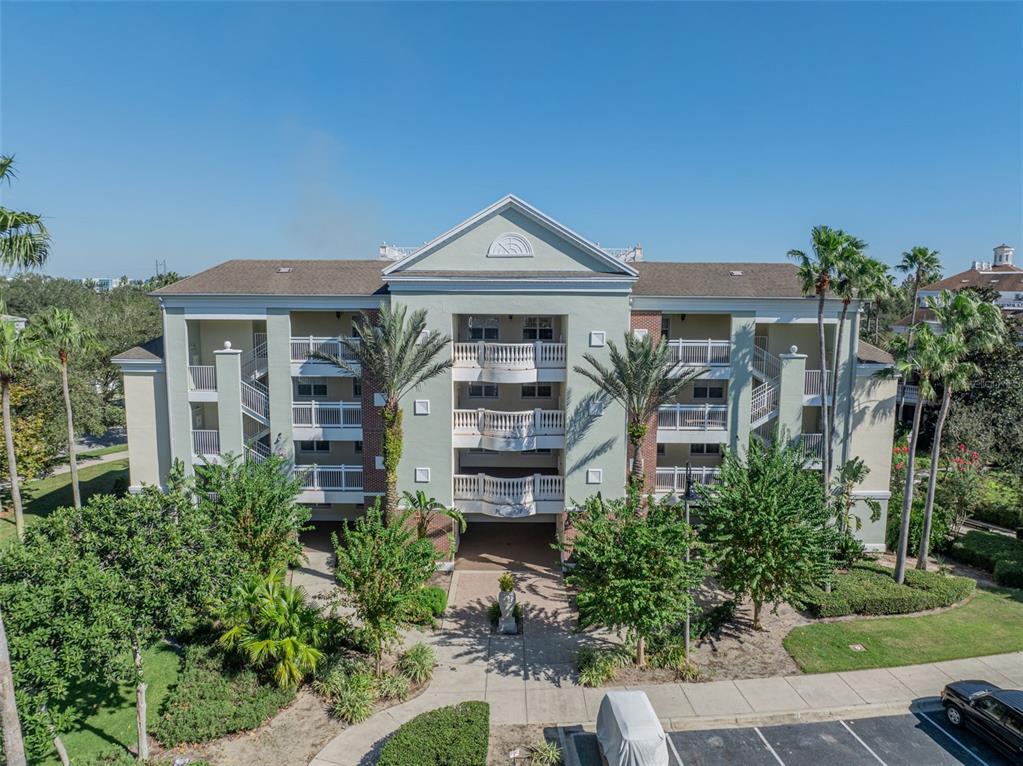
[802,562,975,618]
[377,701,490,766]
[950,530,1023,587]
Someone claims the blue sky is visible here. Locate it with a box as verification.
[1,2,1021,279]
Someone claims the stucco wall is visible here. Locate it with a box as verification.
[122,370,171,487]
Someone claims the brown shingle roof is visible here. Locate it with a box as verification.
[152,260,387,296]
[856,340,894,365]
[632,262,813,298]
[891,309,936,328]
[112,336,164,362]
[923,264,1023,292]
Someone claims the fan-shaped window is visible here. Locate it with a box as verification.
[487,232,534,258]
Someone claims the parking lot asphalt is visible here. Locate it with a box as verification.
[564,712,1019,766]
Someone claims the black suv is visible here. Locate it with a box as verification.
[942,680,1023,763]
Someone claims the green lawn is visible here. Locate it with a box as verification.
[784,587,1023,673]
[0,458,129,543]
[79,443,129,459]
[40,643,181,766]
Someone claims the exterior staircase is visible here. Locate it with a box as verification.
[750,346,780,429]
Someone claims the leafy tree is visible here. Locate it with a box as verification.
[830,458,881,566]
[0,318,45,539]
[196,453,309,576]
[29,473,242,760]
[936,444,984,540]
[219,570,325,689]
[0,384,58,506]
[574,332,700,490]
[789,226,867,483]
[698,438,835,629]
[332,500,436,674]
[560,492,703,666]
[34,308,97,509]
[0,156,50,270]
[401,490,466,540]
[315,304,451,524]
[916,291,1003,568]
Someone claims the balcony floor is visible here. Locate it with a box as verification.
[454,520,560,572]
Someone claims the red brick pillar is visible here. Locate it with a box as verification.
[630,310,662,493]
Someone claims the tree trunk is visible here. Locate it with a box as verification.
[827,302,849,473]
[917,387,952,570]
[898,281,922,422]
[752,600,763,631]
[53,734,70,766]
[816,293,831,485]
[636,635,646,667]
[2,381,25,540]
[381,404,403,526]
[629,431,645,491]
[894,393,925,584]
[0,604,26,766]
[61,360,81,510]
[132,641,148,761]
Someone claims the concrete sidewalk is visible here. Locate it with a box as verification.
[308,641,1023,766]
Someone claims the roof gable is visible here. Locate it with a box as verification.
[382,195,638,279]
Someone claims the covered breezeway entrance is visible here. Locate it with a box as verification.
[454,516,560,572]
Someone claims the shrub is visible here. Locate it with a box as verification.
[576,646,632,687]
[330,670,376,725]
[86,753,214,766]
[886,496,954,555]
[994,559,1023,588]
[153,643,294,747]
[971,504,1023,530]
[530,738,564,765]
[499,572,515,592]
[378,671,412,702]
[802,563,975,618]
[418,585,448,616]
[312,653,373,698]
[396,643,436,685]
[377,701,489,766]
[950,530,1023,573]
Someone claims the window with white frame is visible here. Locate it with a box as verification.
[468,316,499,341]
[660,315,671,339]
[297,440,330,453]
[522,316,554,341]
[467,382,498,398]
[296,380,328,398]
[690,443,721,455]
[521,383,553,399]
[693,385,725,401]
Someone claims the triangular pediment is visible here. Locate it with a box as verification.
[382,195,638,279]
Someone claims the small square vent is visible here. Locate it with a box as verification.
[277,267,294,274]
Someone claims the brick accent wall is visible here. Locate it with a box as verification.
[630,310,662,493]
[358,310,387,494]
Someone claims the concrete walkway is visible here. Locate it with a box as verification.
[45,448,127,477]
[310,650,1023,766]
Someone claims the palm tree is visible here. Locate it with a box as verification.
[862,269,897,345]
[915,291,1004,569]
[788,226,865,483]
[0,316,45,539]
[35,308,96,509]
[886,326,945,584]
[0,603,27,766]
[401,490,466,541]
[575,332,702,490]
[896,246,942,419]
[314,304,451,524]
[0,156,50,270]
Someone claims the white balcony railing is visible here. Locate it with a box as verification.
[750,382,778,424]
[294,464,364,491]
[898,383,920,404]
[188,365,217,391]
[657,404,727,431]
[293,401,362,428]
[451,341,566,370]
[453,473,564,505]
[290,336,361,364]
[192,429,220,456]
[453,408,564,437]
[655,466,721,493]
[801,433,825,460]
[666,339,730,367]
[241,381,269,420]
[804,370,833,398]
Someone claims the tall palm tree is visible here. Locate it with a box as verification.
[0,602,26,766]
[886,326,944,584]
[401,490,466,541]
[788,225,864,483]
[862,269,897,345]
[0,156,50,270]
[314,304,451,524]
[0,316,45,539]
[575,332,702,490]
[35,308,96,509]
[916,291,1004,569]
[896,246,942,419]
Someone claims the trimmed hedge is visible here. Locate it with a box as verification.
[950,530,1023,581]
[803,563,975,618]
[153,643,294,746]
[376,701,489,766]
[972,504,1023,531]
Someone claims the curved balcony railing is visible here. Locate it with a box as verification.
[666,339,730,367]
[657,404,727,431]
[294,464,363,491]
[452,341,566,370]
[453,473,564,505]
[290,336,361,363]
[453,408,564,437]
[654,466,721,493]
[293,401,362,427]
